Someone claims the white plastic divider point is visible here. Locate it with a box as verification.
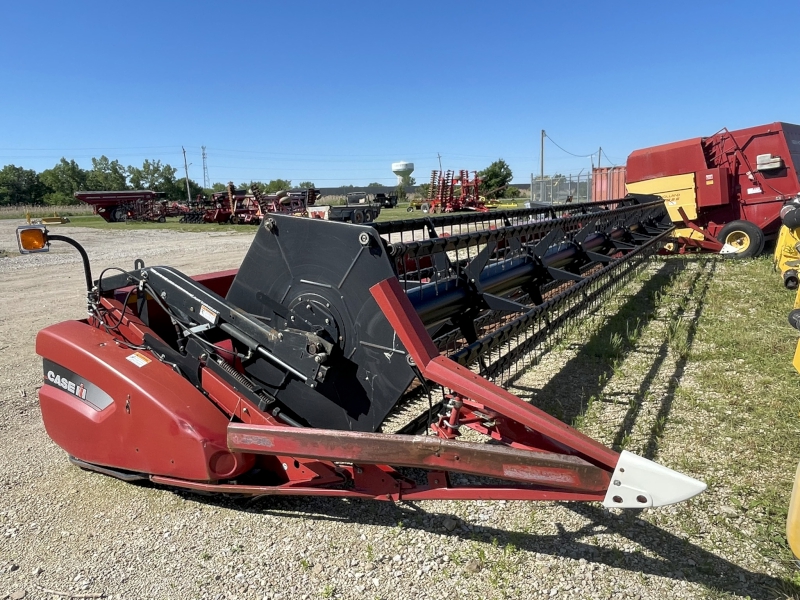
[602,450,707,509]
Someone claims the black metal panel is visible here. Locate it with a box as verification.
[225,215,416,432]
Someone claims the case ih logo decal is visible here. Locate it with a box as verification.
[42,359,114,411]
[46,370,87,399]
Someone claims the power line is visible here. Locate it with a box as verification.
[0,153,184,160]
[544,133,597,158]
[0,144,534,161]
[0,146,180,153]
[206,148,442,159]
[600,147,618,166]
[207,148,537,161]
[211,177,400,183]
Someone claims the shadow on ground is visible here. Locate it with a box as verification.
[509,257,715,459]
[179,489,794,600]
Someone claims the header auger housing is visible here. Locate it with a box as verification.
[24,194,705,508]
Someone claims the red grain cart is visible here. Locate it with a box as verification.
[75,190,169,223]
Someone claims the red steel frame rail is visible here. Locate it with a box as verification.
[153,277,621,501]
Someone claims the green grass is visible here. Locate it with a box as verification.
[614,256,800,594]
[677,258,800,562]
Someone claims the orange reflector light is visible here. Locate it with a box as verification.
[16,226,49,253]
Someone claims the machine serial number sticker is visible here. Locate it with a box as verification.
[199,304,219,324]
[126,352,152,368]
[747,187,763,195]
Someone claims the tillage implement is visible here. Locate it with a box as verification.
[18,195,705,508]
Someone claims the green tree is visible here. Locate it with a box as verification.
[39,158,87,205]
[395,175,415,201]
[168,178,204,202]
[479,159,513,198]
[127,159,178,193]
[86,156,128,191]
[265,179,292,193]
[366,182,383,188]
[0,164,44,205]
[298,181,316,188]
[506,186,521,198]
[210,182,227,193]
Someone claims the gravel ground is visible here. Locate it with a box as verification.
[0,220,789,600]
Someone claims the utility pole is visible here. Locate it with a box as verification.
[437,153,443,173]
[201,146,210,190]
[182,146,192,204]
[598,147,602,169]
[540,130,545,204]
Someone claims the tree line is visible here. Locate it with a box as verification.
[0,156,520,206]
[0,157,191,206]
[0,157,307,207]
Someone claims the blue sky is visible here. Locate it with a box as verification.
[2,1,799,186]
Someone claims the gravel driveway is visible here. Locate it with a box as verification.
[0,220,786,599]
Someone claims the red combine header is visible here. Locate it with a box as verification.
[626,122,800,257]
[16,196,705,510]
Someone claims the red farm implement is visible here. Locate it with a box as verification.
[180,184,313,225]
[17,195,704,508]
[626,122,800,258]
[413,170,489,214]
[180,183,264,224]
[252,187,310,218]
[75,190,179,223]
